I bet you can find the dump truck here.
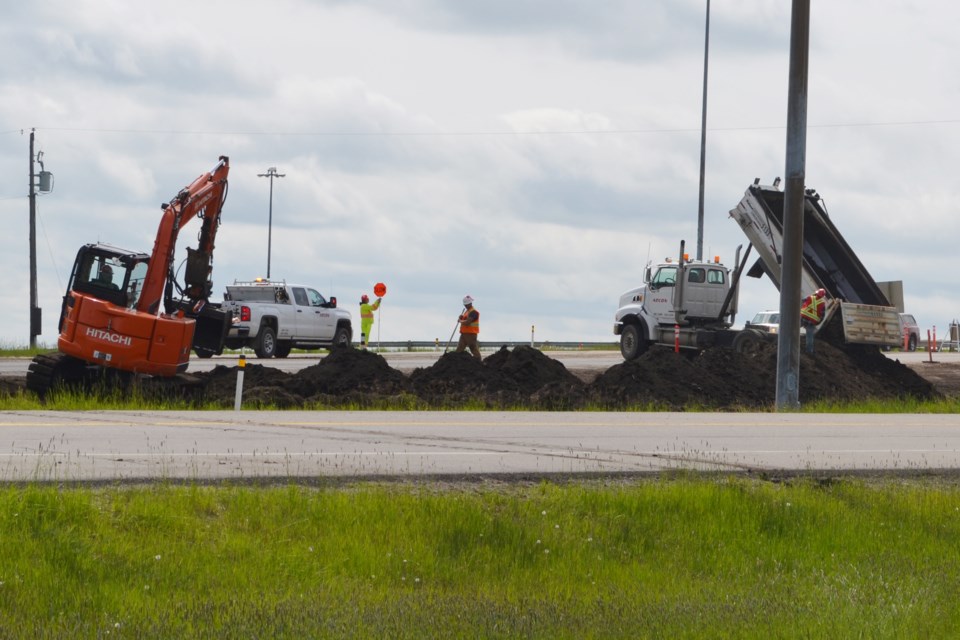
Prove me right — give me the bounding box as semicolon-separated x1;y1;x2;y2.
614;179;901;360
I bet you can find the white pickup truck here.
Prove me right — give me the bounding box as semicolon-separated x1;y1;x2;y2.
220;279;353;358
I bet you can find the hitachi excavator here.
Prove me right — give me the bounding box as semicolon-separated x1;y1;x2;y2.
27;156;232;397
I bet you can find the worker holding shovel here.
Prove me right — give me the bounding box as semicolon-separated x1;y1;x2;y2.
456;295;481;360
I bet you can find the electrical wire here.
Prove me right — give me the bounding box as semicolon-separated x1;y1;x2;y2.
27;118;960;138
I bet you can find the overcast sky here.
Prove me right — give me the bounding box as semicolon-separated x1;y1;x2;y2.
2;1;958;347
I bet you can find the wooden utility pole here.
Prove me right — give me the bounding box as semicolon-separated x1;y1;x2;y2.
28;129;39;348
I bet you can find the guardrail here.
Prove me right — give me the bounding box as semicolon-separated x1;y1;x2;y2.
362;341;619;351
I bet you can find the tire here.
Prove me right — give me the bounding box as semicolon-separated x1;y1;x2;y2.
908;334;917;352
733;329;764;355
254;326;277;358
194;349;214;359
332;325;352;349
620;323;648;361
274;342;292;358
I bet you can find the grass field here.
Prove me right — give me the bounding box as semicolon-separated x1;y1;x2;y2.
1;478;959;638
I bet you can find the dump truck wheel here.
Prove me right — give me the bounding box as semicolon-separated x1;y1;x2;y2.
620;323;647;361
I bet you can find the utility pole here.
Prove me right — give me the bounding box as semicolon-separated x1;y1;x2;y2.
257;167;285;279
28;130;39;348
776;0;811;410
696;0;710;262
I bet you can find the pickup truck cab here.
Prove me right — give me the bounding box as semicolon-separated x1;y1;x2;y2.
221;279;353;358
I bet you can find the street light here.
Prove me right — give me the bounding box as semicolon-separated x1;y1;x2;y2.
257;166;285;279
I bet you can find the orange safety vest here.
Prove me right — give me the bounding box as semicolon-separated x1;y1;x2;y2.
800;293;825;325
460;307;480;334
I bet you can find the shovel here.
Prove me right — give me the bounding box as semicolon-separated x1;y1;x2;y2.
443;307;466;353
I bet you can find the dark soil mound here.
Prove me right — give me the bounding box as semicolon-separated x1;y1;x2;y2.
284;348;408;397
484;345;585;395
198;363;293;407
589;341;939;410
409;351;522;406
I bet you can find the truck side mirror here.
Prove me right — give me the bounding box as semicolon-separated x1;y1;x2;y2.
644;267;652;283
329;297;337;308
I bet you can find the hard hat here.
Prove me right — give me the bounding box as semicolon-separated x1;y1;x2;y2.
361;294;369;303
816;288;826;297
462;295;474;306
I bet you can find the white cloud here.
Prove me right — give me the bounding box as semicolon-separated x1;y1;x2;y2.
0;0;958;349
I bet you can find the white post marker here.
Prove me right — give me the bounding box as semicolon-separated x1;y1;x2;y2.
531;325;535;348
234;353;245;411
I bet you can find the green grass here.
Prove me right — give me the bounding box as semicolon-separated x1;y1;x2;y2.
3;386;960;412
0;478;959;637
0;344;51;358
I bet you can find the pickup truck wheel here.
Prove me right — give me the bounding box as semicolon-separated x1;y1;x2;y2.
274;342;292;358
332;325;352;348
254;326;277;358
620;324;647;361
908;335;917;352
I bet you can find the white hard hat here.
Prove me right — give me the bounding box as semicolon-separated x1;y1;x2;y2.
462;295;474;306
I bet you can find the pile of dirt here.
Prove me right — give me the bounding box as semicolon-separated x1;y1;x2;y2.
589;340;940;410
5;339;940;410
406;346;587;408
198;347;409;408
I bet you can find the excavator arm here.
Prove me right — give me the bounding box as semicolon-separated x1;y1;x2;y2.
137;156;230;316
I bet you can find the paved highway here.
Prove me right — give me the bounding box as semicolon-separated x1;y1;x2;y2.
1;410;959;482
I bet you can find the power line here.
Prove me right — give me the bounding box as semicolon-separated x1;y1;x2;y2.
27;118;960;138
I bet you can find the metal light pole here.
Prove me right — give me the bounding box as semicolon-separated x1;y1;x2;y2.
696;0;710;262
257;166;285;279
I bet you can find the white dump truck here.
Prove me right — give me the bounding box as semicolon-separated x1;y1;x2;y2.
614;179;902;360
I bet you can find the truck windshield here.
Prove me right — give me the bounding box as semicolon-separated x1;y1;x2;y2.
652;266;677;287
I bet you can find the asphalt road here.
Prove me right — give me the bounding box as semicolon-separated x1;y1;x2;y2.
2;410;960;482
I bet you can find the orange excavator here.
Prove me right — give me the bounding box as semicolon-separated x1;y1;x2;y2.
27;156;232;396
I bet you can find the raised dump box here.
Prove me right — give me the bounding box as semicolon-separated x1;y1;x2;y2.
730;181;900;347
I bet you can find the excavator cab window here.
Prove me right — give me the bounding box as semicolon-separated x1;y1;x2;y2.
70;247;148;309
125;261;148;308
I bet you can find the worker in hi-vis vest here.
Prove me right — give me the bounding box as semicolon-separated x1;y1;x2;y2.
359;294;381;348
800;288;826;354
456;295;481;360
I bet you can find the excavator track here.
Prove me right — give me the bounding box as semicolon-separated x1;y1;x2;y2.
27;352;207;403
26;352;88;398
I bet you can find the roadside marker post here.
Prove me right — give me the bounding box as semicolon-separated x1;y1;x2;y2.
234;354;245;411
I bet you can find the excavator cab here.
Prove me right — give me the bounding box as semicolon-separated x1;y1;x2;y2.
60;244;150;332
